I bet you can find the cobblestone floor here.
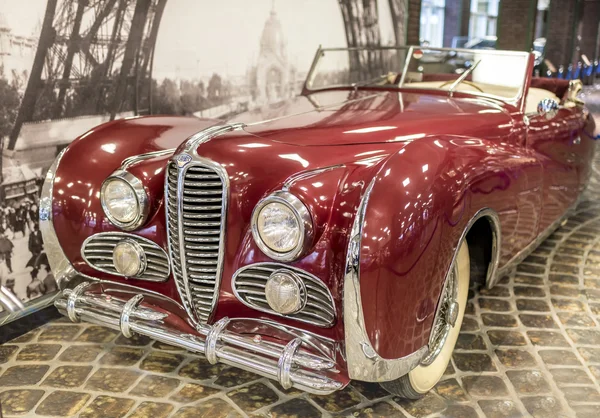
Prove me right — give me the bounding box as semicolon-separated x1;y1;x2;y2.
1;89;600;418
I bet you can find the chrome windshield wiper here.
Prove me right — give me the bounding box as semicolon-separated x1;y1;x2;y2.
447;60;481;97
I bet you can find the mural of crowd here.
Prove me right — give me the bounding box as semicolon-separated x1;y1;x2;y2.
0;0;398;317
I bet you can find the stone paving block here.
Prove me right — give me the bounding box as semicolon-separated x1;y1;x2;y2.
128;402;174;418
550;285;580;297
58;345;103;362
482;313;518;327
0;345;18;364
214;367;261;388
567;329;600;345
268;398;323;418
479;298;512;311
549;367;594;386
478;399;522;418
75;325;119;343
16;343;62;361
394;392;447;418
0;364;49;386
178;358;226;380
453;352;496;372
129;375;180;397
549;274;579;285
557;312;596;327
527;330;570;346
170;382;220;403
85;368;141;392
434;378;469;402
443;405;479;418
43;365;93;388
227;382;279;413
487;330;527;346
551;298;585;311
479;286;510;297
140;351;185;373
351;401;408;418
172;399;242;418
37;325;81;341
461;316;480;331
495;349;537;368
98;346;144;366
572;405;600;418
562;386;600;404
310;385;362;413
519;314;558;328
514;275;545;285
455;333;486;350
506;370;551;394
516;298;550;312
461;376;508;397
0;389;45;415
520;396;563;418
538;349;581;365
79;395;136;418
35;390;91;416
114;333;152;346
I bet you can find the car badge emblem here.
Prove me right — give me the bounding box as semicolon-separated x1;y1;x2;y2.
175;154;192;168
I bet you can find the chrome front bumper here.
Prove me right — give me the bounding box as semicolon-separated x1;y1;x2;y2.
55;281;348;394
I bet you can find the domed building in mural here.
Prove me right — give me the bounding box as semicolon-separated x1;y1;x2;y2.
251;7;297;105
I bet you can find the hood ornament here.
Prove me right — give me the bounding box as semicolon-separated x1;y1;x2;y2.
175;154;192;168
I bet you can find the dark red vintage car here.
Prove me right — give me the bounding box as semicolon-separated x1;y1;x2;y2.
41;46;596;398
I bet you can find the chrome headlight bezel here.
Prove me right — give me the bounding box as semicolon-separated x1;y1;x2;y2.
251;191;313;262
100;170;149;231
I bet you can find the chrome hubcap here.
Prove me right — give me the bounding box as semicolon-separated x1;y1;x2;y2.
420;264;459;366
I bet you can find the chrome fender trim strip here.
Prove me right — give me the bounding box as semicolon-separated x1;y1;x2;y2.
343;177;428;382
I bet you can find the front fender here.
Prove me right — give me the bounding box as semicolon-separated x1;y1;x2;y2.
357;135;514;362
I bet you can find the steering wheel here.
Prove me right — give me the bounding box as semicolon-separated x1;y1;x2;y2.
439;79;484;93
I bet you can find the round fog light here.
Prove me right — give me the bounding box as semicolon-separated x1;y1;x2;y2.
113;240;146;277
264;270;306;314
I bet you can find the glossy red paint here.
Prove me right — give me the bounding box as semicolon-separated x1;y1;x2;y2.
51;79;595;362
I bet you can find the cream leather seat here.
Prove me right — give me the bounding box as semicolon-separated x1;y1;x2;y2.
525;87;560;114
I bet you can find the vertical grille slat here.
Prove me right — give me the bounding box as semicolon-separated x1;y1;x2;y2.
166;159;227;323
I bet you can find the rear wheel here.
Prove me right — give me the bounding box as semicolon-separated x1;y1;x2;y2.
380;240;470;399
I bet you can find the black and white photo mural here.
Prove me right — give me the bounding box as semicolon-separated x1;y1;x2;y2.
0;0;403;322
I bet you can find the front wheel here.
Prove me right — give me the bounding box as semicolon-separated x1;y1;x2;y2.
380;240;470;399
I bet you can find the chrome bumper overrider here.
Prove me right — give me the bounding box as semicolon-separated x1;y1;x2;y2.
54;281;347;394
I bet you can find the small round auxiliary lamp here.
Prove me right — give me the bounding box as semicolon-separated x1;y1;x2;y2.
112;240;147;277
264;270;306;315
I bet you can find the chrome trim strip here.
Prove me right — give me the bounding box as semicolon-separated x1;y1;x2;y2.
282;164;345;192
67;282;89;322
40;149;79;290
343;177;428;382
100;169;149;231
55;282;346;394
81;232;170;282
121;148;177;169
251;191;314;262
232;262;336;327
278;338;303;389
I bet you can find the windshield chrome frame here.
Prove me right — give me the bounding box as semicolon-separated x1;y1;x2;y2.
304;46;533;108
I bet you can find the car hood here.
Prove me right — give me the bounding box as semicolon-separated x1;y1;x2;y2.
231;89;513;146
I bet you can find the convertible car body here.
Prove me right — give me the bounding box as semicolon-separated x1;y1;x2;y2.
41;46;596;396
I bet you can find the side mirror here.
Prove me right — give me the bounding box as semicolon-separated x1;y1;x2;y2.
537;98;559;120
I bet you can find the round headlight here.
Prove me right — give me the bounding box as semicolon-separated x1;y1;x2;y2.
251;191;313;261
100;170;148;230
265;270;306;314
113;240;146;277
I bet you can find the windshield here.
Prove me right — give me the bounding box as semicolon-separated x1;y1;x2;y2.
306;46;531;102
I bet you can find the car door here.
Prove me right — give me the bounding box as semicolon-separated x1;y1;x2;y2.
526;107;582;232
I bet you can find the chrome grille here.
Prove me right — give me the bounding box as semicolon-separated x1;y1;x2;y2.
165;160;226;323
232;263;336;327
81;232;169;281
